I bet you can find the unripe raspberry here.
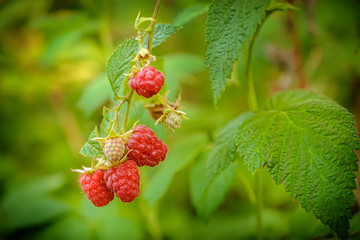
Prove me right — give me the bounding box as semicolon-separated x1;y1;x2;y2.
129;66;165;98
127;125;168;167
165;112;182;130
104;160;140;202
103;137;125;161
79;170;114;207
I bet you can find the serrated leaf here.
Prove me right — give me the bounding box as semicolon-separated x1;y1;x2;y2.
143;23;181;49
205;0;270;105
174;3;210;26
189;112;252;220
143;133;207;207
106;37;139;95
191;151;238;220
206;112;253;185
236;90;360;239
79;129;103;157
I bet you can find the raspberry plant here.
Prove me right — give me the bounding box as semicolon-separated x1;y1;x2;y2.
72;0;360;239
74;0;186;206
194;1;360;239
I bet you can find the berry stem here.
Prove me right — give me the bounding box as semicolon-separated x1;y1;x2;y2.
147;0;162;54
236;169;256;204
245;26;261;111
121;90;134;132
108;89;134;135
157;94;170;108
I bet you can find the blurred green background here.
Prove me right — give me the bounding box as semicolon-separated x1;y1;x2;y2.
1;0;360;239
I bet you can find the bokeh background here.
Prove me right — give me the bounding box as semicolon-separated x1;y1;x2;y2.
1;0;360;239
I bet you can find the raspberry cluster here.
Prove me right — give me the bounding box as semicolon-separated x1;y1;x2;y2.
79;125;168;207
77;32;185;207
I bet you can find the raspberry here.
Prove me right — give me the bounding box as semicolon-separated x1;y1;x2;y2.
165;112;182;130
127;125;168;167
79;170;114;207
129;66;165;98
104;160;140;202
103;137;125;161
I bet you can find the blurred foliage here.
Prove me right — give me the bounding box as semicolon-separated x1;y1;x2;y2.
0;0;359;239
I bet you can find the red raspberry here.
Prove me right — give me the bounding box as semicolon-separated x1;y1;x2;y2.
104;160;140;202
103;137;125;162
127;125;168;167
129;66;165;98
79;170;114;207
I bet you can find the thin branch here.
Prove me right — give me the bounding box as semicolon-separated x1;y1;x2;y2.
147;0;162;53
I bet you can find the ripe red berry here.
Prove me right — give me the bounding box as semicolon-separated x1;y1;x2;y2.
103;137;125;162
127;125;168;167
129;66;165;98
79;170;114;207
104;160;140;202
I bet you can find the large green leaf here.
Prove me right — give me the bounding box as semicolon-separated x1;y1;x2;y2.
106;37;139;95
205;0;270;105
236;90;360;239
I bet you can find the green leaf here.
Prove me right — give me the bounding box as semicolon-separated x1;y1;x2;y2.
205;0;270;105
100;109;117;136
190;112;252;219
143;133;207;207
174;3;210;26
191;151;238;219
236;90;360;239
106;37;139;95
206;112;253;185
265;2;299;16
144;23;181;49
79;128;103;157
